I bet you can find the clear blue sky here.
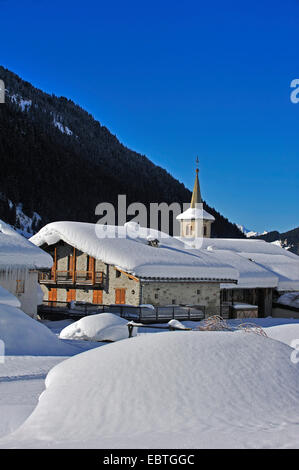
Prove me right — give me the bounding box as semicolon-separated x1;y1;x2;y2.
1;0;298;233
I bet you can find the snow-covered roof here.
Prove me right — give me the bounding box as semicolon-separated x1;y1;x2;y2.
277;292;299;309
0;219;53;270
198;238;299;291
176;207;215;221
30;222;238;282
211;250;278;289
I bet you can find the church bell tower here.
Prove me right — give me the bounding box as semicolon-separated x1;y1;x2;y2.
176;158;215;238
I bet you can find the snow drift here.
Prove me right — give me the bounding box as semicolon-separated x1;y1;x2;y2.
277;292;299;309
5;331;299;448
265;324;299;348
0;303;78;356
59;313;135;342
0;286;21;308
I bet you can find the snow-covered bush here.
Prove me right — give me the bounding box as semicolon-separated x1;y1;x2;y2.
59;312;136;342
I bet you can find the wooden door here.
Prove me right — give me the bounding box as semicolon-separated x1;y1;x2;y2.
48;288;57;306
67;289;76;303
115;288;126;304
93;290;103;304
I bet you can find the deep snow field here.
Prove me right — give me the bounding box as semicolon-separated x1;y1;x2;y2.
2;313;299;449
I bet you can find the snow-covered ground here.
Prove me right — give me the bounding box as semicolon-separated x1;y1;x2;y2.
0;300;106;441
0;356;68;438
2;315;299;448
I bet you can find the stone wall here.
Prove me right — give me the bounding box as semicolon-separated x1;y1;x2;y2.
141;281;220;316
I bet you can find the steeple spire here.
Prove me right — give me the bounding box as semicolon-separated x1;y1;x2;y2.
190;156;202;208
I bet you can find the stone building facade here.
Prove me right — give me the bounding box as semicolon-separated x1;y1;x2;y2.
39;240;222;316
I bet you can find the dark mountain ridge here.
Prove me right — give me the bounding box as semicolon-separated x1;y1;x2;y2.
255;227;299;255
0;65;244;238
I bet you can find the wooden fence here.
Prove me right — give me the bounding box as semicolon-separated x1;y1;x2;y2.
38;301;206;322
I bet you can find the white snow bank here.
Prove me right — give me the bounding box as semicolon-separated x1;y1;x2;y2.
0;356;69;439
264;324;299;348
59;313;135;342
277;292;299;309
0;303;78;356
5;331;299;449
0;286;21;308
0;219;52;270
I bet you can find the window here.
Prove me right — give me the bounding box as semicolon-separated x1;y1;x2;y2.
93;290;103;304
115;288;126;304
204;226;207;236
16;280;25;294
186;224;193;236
66;289;76;303
197;289;200;295
116;270;121;278
155;293;159;299
172;299;176;305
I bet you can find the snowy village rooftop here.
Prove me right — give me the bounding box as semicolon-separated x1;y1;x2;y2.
195;238;299;292
30;221;299;290
0;219;53;271
30;221;239;282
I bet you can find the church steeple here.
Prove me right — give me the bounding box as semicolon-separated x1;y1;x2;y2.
190;157;202;208
176;156;215;238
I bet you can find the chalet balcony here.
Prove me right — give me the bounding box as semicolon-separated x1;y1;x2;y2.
39;270;105;287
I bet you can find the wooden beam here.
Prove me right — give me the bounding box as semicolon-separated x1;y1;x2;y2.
54;247;57;283
115;267;139;282
72;247;76;284
92;258;95;285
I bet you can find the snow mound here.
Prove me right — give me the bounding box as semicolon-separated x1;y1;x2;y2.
0;286;21;308
277;292;299;309
59;313;135;342
168;319;189;330
6;331;299;448
265;323;299;348
0;303;78;356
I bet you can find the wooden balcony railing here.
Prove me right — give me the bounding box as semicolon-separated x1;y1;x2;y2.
39;270;104;286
